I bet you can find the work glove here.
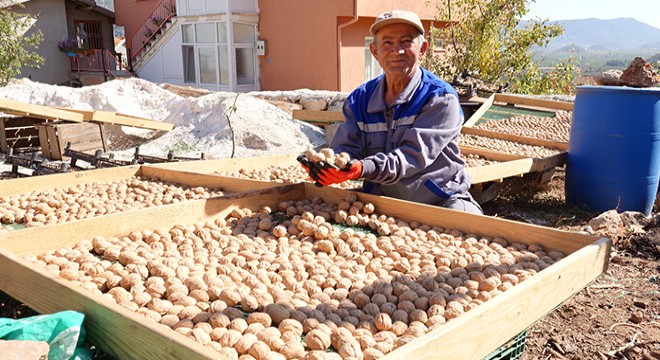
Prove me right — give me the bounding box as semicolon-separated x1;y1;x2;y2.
316;160;362;187
296;154;324;186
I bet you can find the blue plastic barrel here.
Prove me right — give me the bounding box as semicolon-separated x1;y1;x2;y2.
566;86;660;215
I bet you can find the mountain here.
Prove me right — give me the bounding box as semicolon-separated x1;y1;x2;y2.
523;18;660;53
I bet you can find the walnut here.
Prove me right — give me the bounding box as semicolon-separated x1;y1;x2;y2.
305;329;331;350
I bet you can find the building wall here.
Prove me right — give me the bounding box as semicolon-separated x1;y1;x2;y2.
14;0;71;85
258;0;437;92
257;0;354;91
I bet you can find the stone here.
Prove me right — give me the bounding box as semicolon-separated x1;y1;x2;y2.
620;211;652;234
619;57;659;88
595;69;623;86
588;210;623;231
299;97;329;111
0;340;49;360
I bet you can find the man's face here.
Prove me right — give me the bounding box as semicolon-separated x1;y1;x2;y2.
370;23;428;77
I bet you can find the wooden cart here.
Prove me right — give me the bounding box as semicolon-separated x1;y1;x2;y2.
0;182;610;360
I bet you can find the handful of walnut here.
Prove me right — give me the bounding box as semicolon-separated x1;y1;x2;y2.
297;148;354;186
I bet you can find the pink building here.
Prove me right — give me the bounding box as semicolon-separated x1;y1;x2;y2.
114;0;440;92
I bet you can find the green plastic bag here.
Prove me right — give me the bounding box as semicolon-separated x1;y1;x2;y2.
0;310;90;360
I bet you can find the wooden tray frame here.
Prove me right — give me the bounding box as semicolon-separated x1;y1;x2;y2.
0;164;283;198
463;93;574;128
145;152;547;187
0;183;610;360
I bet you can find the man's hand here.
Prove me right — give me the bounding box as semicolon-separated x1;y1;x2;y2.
297;154;323;185
316;160;362;186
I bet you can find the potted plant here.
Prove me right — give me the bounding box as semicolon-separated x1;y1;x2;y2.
57;37;79;57
149;15;164;27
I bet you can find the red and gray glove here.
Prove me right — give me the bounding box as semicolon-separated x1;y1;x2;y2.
316;160;362;187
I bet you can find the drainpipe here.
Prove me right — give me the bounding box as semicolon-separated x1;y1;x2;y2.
336;0;358;91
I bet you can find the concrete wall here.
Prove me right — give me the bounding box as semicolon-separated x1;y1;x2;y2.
114;0;162;58
14;0;71;85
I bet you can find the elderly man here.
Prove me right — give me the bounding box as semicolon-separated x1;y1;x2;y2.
309;9;482;214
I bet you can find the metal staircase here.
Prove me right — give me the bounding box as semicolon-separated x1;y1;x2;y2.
127;0;177;71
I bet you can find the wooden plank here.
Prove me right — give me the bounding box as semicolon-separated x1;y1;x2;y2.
90;110;174;131
36;124;51;158
462;126;569;151
292;109;344;122
48;125;64;160
494;93;574;112
54;108;174;132
144;154;300;174
0;184;609;360
99;123;108;152
463;93;495;127
0;98;84;122
0;117;6;150
466;157;533;184
0;165;142;197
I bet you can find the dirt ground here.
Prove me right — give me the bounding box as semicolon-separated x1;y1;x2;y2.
1;167;658;359
481;169;660;360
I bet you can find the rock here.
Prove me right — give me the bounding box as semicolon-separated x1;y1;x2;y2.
620;211;651;234
588;210;623;230
299;97;329;111
0;340;49;360
595;69;623;86
620;57;659;88
629;311;644;324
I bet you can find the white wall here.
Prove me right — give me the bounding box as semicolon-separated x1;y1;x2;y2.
176;0;257;16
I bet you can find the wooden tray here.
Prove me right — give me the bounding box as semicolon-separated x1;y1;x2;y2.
0;183;610;360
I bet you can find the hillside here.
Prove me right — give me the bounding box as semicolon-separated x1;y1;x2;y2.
524;18;660;52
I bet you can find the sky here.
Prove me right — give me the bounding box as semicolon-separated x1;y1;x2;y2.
523;0;660;29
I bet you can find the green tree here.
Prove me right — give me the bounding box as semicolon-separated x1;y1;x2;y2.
0;5;44;86
423;0;577;94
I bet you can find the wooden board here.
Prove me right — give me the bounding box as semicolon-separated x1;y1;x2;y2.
0;183;610;360
144;154;300;174
0;165;283;198
461;126;569;151
58;108;175;132
34;122;107;160
292;109;344;125
0;98;84;122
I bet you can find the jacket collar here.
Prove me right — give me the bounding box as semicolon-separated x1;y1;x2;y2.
367;67;422;113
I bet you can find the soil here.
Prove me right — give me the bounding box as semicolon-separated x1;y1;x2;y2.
481;169;660;360
1;167;658;359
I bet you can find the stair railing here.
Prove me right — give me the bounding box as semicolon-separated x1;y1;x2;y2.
128;0;177;67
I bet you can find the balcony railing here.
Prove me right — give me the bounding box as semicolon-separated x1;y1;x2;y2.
68;49;133;80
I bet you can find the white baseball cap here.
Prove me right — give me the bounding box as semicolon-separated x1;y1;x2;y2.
370;9;425;36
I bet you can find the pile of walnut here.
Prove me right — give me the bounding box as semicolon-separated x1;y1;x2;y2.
474;111;572;143
459;133;562;158
461;153;500;167
28;193;565;360
215;148;360;190
0;176;225;229
215;165;361;190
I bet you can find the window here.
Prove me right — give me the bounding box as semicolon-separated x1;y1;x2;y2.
181;21;256;89
364;37;383;81
236;47;254;85
74;20;102;49
196;23;216;43
182;45;196;83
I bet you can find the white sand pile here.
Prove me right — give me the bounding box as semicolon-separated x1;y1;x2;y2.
0;78;327;160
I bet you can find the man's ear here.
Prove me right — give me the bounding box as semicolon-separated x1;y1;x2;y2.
419;39;429;56
370;42;377;57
